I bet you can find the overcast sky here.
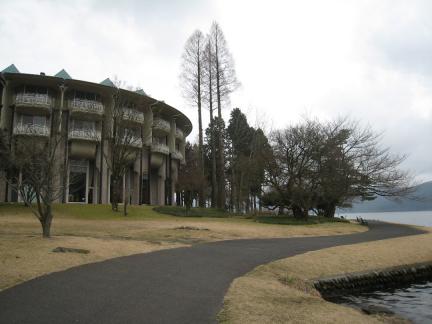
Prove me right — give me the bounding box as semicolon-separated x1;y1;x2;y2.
1;0;431;182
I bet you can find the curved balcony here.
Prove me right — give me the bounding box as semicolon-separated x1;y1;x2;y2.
152;118;171;134
15;93;53;114
125;135;143;148
13;124;50;137
122;108;144;124
175;128;184;140
68;128;101;142
151;143;169;155
171;151;183;160
69;99;104;118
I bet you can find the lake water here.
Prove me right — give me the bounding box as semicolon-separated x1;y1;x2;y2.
334;281;432;323
335;210;432;322
341;210;432;227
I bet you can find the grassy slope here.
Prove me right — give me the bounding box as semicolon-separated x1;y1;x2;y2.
219;227;432;324
0;203;365;291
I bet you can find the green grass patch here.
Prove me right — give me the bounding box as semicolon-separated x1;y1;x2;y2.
0;203;169;220
154;206;238;218
254;215;349;225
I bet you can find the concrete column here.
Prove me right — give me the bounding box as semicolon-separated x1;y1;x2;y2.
179;140;186;163
168;119;176;153
143;108;153;146
158;159;166;205
0;81;10;131
101;96;114;204
0;81;8;202
101;139;110;204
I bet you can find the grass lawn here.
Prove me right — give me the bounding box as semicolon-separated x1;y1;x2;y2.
0;203;365;291
219;226;432;324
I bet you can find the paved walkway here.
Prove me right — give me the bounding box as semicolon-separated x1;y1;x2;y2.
0;221;425;324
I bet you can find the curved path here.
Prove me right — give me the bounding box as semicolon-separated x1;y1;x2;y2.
0;221;425;324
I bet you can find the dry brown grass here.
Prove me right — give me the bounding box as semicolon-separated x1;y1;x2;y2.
0;234;181;291
220;227;432;324
0;206;365;291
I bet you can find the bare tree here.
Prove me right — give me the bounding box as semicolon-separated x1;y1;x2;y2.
177;142;207;214
103;85;142;215
264;117;413;218
203;38;218;207
0;116;65;237
180;30;206;207
209;22;239;208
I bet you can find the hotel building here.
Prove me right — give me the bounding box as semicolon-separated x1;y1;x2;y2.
0;64;192;205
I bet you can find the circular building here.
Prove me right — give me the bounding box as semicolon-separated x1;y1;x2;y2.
0;64;192;206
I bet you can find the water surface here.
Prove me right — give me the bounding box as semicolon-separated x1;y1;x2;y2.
335;281;432;323
343;210;432;227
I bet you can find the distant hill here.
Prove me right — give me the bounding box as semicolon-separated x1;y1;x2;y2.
344;181;432;213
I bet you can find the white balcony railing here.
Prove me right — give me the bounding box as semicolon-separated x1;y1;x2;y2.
175;128;184;139
122;108;144;123
69;99;104;115
125;135;143;148
13;123;50;136
68;128;101;141
153;118;171;133
15;93;53;108
151;143;169;155
171;151;183;160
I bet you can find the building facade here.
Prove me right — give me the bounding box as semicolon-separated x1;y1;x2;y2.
0;64;192;205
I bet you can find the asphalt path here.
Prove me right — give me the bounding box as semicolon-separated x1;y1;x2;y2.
0;221;426;324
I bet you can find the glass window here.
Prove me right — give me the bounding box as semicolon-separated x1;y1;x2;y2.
73;119;95;131
21;114;46;126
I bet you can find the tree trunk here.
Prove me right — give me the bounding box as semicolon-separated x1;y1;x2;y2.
197;44;205;208
324;203;336;218
292;205;307;219
41;207;52;238
215;39;225;210
123;198;128;216
111;179;119;212
208;43;217;209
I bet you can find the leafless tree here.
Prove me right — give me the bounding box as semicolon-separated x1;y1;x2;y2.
103;84;142;215
203;38;217;207
264;117;413;218
0;115;65;237
177;142;207;214
208;22;239;208
180;30;206;207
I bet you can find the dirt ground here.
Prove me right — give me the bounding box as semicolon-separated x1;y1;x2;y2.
219;227;432;324
0;207;365;291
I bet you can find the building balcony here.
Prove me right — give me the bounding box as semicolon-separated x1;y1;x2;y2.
15;93;53;114
13;123;50;137
68;128;101;142
171;151;183;160
151;143;169;155
69;99;104;117
175;128;184;139
125;136;143;148
152;118;171;134
122;108;144;124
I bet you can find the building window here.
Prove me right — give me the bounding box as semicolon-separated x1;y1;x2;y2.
68;160;88;203
153;136;167;145
21;114;47;126
72;119;95;131
74;90;101;102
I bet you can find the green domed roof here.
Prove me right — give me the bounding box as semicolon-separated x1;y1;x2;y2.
135;88;147;96
1;64;20;74
100;78;115;87
54;69;72;79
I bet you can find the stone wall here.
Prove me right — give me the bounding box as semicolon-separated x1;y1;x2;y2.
313;262;432;297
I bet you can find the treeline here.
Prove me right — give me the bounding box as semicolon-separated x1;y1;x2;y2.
178;23;412;218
